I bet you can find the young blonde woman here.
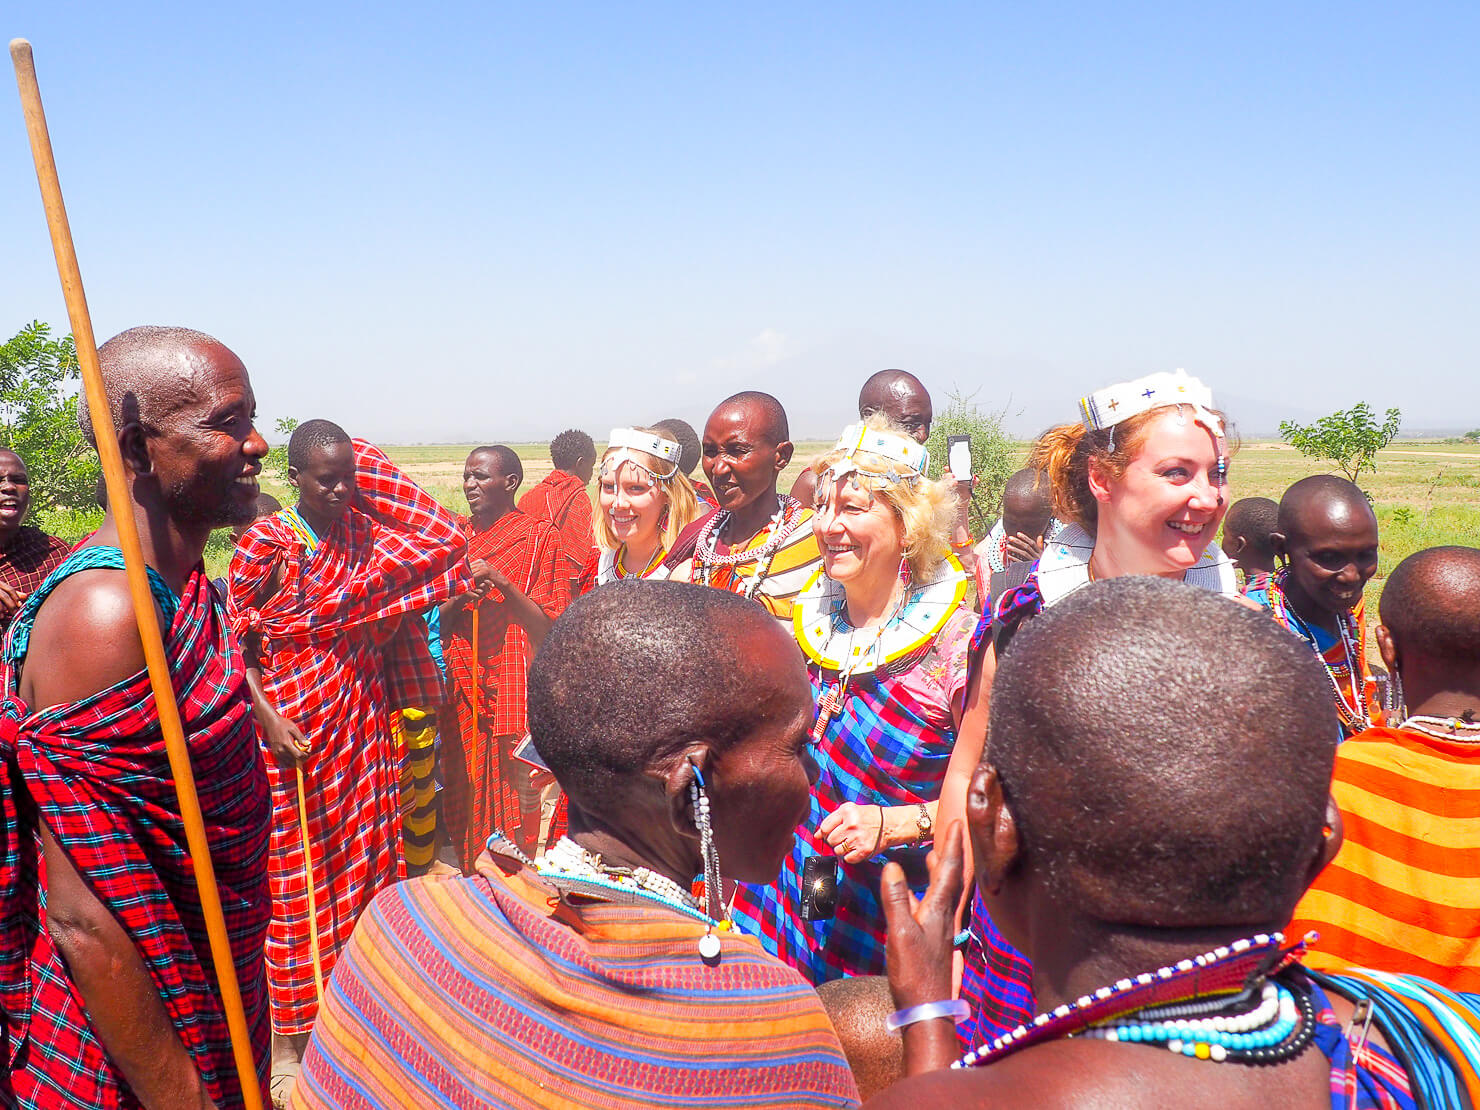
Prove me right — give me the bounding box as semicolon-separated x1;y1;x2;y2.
945;368;1244;1049
578;427;700;594
729;417;983;985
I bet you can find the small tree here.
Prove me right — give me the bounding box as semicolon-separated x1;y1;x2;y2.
0;321;99;513
269;415;300;481
1279;403;1401;486
1465;428;1480;443
924;390;1019;536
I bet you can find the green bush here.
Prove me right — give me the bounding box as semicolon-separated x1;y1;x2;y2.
923;390;1019;536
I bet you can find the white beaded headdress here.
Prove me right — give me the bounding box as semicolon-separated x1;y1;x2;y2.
821;422;930;485
1078;368;1224;439
602;427;681;483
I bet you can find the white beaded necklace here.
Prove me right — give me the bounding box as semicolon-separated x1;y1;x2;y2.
536;836;712;924
1400;714;1480;742
695;496;802;599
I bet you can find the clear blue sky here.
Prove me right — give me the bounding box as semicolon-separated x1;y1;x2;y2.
4;2;1476;441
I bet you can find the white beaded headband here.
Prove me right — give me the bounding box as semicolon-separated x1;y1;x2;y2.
1079;368;1224;439
602;427;681;482
821;422;930;485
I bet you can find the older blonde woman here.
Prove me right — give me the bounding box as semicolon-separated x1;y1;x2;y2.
578;427;700;593
730;417;980;985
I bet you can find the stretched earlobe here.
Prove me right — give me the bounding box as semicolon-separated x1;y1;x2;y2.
969;764;1020;895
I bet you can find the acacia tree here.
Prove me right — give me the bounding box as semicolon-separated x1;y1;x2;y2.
1279;403;1402;486
0;321;98;513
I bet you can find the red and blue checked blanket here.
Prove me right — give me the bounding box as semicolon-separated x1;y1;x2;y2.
0;547;272;1109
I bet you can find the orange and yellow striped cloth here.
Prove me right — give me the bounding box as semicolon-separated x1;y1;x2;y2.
292;849;860;1109
1291;724;1480;992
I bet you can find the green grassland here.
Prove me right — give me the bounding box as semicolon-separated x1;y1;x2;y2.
40;441;1480;602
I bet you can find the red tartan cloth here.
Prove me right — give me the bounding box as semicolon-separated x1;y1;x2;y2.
227;441;468;1034
0;552;271;1110
381;616;443;711
0;526;68;633
441;510;566;870
517;470;593;596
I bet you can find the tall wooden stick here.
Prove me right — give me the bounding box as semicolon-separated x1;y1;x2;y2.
470;606;480;741
294;766;326;1003
10;39;264;1110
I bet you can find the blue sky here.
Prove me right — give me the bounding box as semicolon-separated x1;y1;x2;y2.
4;2;1476;441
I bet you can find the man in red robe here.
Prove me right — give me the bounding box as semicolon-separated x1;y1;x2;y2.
228;420;467;1103
518;428;594;606
0;325;273;1109
0;449;69;634
443;445;567;867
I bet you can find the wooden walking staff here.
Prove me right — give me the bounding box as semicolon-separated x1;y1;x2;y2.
293;767;326;1003
10;39;264;1110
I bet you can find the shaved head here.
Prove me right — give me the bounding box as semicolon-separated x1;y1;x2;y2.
529;580;783;812
1382;546;1480;662
84;326;237;446
858;370;931;443
1278;475;1375;543
1222;496;1278;555
712;391;789;445
988;576;1337;926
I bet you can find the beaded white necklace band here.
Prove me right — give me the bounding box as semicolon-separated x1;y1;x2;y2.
1267;572;1370;732
695;495;804;599
1400;714;1480;742
536;836;712;925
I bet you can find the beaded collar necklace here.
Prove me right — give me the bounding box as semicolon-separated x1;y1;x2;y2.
533;836;718;928
956;932;1306;1070
1400;713;1480;743
694;496;805;599
615;544;665;580
1267;571;1370;732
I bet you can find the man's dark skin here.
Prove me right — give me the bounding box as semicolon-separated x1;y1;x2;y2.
1376;546;1480;726
1270;475;1380;637
867;581;1380;1109
999;468;1054;565
702;400;795;548
438;447;550;652
0;448;36;618
791;370;933;505
241;437;358;772
20;333;267;1110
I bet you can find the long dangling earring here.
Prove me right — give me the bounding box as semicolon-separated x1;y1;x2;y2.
690;764;725;964
1386;669;1407;722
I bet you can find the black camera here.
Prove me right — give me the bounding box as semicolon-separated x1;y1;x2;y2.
800;854;839;920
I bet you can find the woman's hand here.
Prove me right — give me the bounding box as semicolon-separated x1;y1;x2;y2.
881;821;967;1075
819;802;885;863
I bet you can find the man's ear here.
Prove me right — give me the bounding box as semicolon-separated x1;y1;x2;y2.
655;745;711;840
118;423;152;476
286;465;301;491
503;472;521;495
1224;534;1247;559
969;763;1020;895
1269;531;1288;561
774;440;795;472
1374;624;1398;674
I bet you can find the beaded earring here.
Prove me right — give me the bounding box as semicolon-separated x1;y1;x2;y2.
690;764;724;964
1386;669;1407;721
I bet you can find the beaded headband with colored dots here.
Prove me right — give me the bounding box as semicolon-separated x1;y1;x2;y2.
601;427;682;483
819;422;930;488
1080;369;1228;482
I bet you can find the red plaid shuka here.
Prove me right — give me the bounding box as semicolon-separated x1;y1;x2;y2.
441;510;566;870
517;470;592;602
381;617;443;711
0;526;69;633
228;441;467;1034
0;547;272;1109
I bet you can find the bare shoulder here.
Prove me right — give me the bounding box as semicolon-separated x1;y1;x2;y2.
21;568;161;709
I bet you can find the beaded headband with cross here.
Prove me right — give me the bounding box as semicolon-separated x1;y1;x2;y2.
1079;369;1228;480
601;427;682;483
819;422;930;487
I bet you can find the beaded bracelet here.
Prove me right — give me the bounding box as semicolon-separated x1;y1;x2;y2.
953;929;973;950
886;999;971;1031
